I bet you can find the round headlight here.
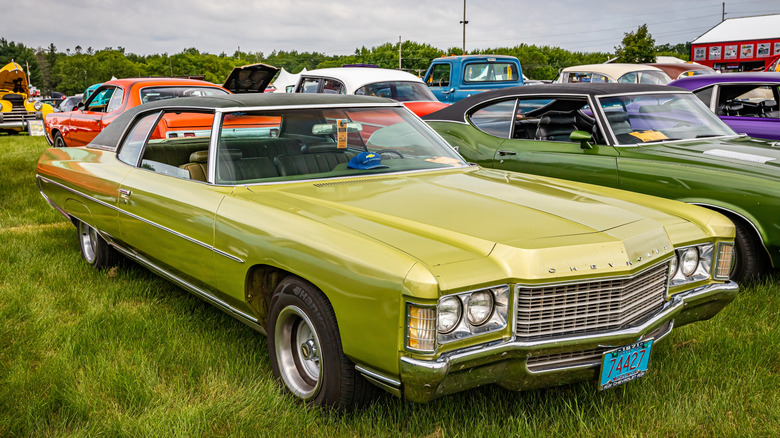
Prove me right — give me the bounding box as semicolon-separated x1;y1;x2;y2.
466;290;494;326
681;247;699;276
437;296;462;333
669;254;679;278
33;101;43;111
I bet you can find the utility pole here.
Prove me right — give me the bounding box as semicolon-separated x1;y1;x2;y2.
459;0;468;54
398;36;402;70
722;2;726;22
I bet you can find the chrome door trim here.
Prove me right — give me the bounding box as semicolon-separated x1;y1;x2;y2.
36;175;245;263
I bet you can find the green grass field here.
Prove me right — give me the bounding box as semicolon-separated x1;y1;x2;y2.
1;135;779;437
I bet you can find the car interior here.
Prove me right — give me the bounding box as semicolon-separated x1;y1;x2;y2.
716;84;780;118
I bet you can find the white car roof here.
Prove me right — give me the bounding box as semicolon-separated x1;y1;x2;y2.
297;67;424;93
560;63;666;79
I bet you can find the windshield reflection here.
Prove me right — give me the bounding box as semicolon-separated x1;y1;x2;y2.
598;93;736;145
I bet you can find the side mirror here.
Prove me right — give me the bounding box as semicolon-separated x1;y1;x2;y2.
570;130;593;149
76;102;84;110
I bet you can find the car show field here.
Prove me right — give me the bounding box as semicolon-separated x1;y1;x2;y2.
3;5;780;434
2;133;779;436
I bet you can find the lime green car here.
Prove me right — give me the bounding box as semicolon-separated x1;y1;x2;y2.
37;93;737;408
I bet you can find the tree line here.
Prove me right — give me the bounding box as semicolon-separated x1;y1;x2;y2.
1;27;689;96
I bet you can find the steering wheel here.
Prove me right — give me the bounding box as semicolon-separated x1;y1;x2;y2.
375;149;404;159
673;121;694;128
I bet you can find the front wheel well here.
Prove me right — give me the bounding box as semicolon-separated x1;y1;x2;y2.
244;264;293;324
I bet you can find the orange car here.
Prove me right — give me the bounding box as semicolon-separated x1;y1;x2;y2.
45;64;278;147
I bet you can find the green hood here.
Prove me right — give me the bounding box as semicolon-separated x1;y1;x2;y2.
244;168;685;284
631;136;780;177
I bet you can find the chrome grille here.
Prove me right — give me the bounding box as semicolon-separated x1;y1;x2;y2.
516;262;669;340
3;109;38;122
527;347;608;372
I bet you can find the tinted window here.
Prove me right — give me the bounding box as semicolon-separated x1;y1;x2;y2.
118;112;160;166
693;87;714;108
469;100;516;138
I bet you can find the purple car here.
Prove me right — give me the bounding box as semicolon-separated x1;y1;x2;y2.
669;72;780;140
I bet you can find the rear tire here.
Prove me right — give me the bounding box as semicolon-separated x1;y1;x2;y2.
267;276;376;409
53;132;67;148
77;221;119;269
730;218;766;282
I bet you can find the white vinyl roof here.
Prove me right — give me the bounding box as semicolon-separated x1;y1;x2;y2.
693;14;780;44
296;67;424;93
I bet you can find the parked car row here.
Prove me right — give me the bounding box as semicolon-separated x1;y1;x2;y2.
33;61;779;409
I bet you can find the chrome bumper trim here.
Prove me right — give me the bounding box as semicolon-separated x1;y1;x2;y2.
399;281;738;402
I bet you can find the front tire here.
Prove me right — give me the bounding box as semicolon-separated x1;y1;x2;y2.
77;221;119;269
730;218;766;282
53;131;67;148
267;277;375;409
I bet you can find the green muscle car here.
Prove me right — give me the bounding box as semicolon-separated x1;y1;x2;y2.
37;93;738;408
424;83;780;282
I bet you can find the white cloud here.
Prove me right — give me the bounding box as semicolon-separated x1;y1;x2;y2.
5;0;780;56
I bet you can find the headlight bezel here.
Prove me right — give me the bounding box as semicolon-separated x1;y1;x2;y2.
668;243;720;287
33;100;43;111
435;285;510;345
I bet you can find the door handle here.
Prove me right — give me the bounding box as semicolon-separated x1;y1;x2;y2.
119;189;131;203
497;150;516;156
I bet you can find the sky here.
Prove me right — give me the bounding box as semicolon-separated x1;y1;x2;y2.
5;0;780;59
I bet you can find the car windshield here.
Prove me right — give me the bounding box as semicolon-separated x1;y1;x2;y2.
598;93;736;145
139;86;228;103
214;106;466;184
355;81;437;102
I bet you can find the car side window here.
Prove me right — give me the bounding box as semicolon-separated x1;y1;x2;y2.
299;78;321;93
468;99;517;138
716;84;779;118
106;88;124;113
693;87;714;109
428;64;450;87
322;79;345;94
136;111;215;181
87;87;115;112
118;112;161;166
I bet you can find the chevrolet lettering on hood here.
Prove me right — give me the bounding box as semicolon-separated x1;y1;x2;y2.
37;93;737;408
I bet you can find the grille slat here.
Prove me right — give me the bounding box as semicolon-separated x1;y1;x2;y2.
516;263;669;340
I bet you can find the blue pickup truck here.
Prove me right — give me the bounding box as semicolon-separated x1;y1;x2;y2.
423;55;524;103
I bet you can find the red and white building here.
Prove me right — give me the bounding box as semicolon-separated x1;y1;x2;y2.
690;14;780;72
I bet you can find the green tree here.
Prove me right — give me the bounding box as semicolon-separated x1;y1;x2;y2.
655;42;691;61
614;24;656;63
0;39;44;88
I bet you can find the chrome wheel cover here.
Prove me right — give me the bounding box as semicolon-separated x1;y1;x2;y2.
78;222;97;264
274;305;322;400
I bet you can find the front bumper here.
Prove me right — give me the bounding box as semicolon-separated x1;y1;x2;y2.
0;121;27;130
397;281;738;403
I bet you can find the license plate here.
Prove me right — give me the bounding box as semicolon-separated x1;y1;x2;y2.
598;339;653;390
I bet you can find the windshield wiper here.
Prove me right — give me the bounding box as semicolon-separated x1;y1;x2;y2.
641;138;681;144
